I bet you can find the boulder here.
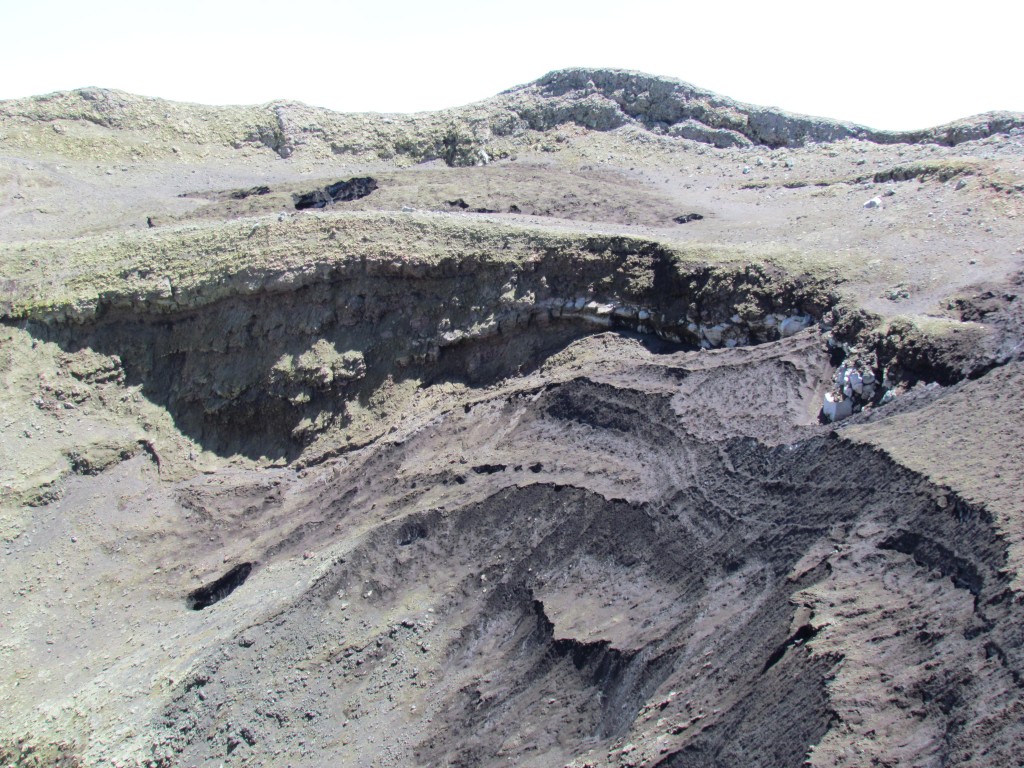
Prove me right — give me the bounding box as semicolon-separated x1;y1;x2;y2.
823;392;853;422
848;370;864;395
701;323;730;347
779;315;812;337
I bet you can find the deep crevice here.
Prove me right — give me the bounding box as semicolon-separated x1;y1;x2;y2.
761;624;820;673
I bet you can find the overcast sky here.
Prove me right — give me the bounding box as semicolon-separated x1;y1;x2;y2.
2;0;1020;130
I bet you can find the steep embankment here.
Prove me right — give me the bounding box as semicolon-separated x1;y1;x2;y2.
0;213;838;502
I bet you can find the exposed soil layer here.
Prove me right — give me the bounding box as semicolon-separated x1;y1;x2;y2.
16;238;835;461
151;425;1007;768
3;330;1022;767
1;68;1024;768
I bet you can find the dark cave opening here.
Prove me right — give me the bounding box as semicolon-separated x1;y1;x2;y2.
186;563;254;610
397;521;429;546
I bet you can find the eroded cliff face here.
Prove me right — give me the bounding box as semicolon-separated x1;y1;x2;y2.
1;70;1024;768
18;235;832;462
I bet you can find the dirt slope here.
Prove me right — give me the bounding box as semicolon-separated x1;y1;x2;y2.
1;69;1023;767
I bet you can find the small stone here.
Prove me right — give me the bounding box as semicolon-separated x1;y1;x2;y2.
863;197;883;209
955;179;967;191
303;550;315;560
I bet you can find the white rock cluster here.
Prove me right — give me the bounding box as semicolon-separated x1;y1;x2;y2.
822;362;878;422
433;295;815;354
689;312;812;348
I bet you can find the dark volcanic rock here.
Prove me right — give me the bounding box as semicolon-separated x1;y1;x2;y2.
294;177;378;210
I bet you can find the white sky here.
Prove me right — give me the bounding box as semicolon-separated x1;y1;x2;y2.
2;0;1021;130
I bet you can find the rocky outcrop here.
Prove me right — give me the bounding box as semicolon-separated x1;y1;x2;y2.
4;69;1022;164
505;68;1024;148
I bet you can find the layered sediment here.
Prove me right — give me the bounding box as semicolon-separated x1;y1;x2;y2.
1;68;1023;768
